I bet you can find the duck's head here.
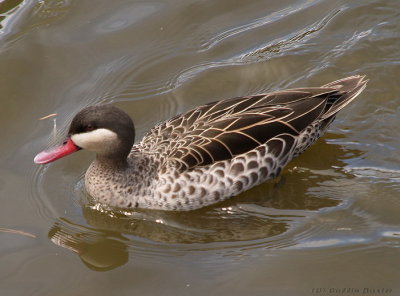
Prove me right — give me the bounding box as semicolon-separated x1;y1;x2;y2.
34;105;135;165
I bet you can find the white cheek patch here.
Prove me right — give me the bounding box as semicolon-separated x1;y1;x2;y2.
71;128;118;153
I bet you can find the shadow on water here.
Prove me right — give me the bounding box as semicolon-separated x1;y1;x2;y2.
46;137;363;271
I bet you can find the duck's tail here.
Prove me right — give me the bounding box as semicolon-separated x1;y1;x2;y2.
320;75;368;120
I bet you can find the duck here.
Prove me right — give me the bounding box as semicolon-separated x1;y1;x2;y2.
34;75;367;211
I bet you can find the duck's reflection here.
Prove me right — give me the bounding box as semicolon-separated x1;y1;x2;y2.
48;219;129;271
48;185;337;271
48;138;362;271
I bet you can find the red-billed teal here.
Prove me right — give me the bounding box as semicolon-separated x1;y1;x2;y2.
35;75;367;211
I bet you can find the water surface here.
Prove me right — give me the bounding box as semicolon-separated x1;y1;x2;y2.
1;0;399;295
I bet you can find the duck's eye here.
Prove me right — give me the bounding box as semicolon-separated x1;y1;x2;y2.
85;125;95;132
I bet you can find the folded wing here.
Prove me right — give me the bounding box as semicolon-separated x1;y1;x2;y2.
140;75;367;172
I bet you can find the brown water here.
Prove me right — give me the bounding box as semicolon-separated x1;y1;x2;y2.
1;0;400;295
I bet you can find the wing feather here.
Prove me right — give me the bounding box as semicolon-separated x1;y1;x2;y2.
139;76;367;171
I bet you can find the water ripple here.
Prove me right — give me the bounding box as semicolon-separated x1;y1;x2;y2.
195;0;326;52
344;166;400;184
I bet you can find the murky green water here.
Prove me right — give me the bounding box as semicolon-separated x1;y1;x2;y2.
1;0;399;295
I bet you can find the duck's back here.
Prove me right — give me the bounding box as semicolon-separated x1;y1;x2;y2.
138;75;367;173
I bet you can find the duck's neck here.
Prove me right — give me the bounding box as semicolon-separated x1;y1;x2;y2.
95;155;129;170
